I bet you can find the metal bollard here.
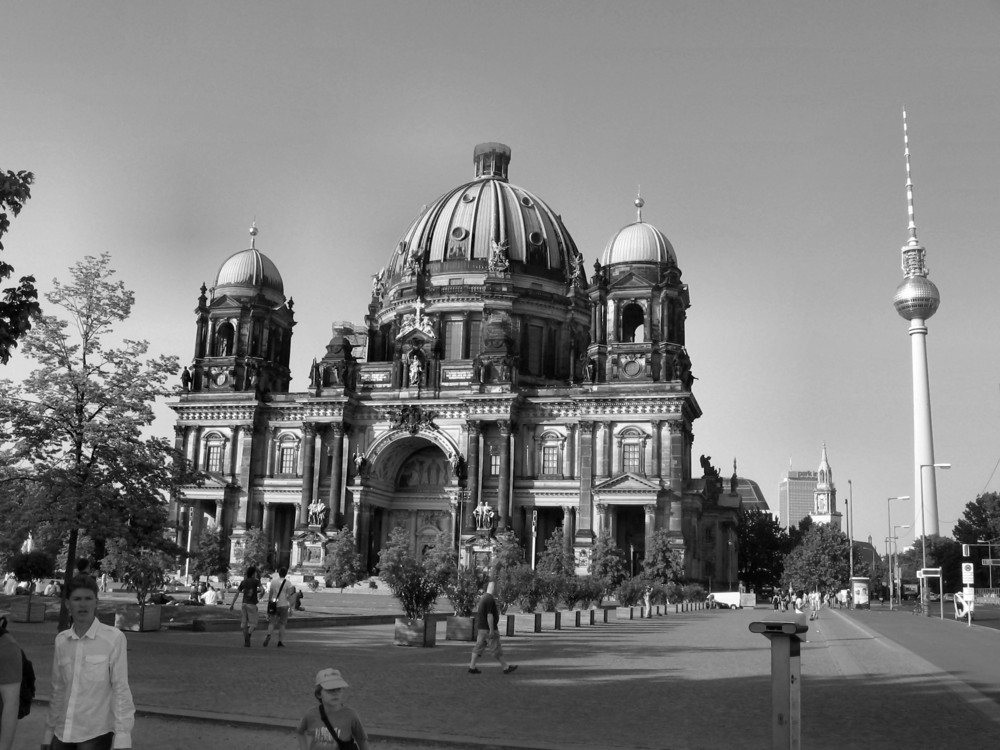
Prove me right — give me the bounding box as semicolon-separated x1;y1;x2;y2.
749;615;809;750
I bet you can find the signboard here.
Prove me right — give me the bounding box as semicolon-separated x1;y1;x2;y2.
916;567;941;579
962;562;975;584
984;559;1000;566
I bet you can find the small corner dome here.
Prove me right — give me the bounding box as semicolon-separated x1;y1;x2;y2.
601;220;676;267
214;247;285;305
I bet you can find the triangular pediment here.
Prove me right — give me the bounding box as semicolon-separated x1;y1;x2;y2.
592;473;661;492
607;272;652;292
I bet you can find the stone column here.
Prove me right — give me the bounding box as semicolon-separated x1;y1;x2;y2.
644;503;657;553
266;426;278;477
229;425;242;481
449;494;460;544
594;502;607;537
352;498;362;545
298;423;316;528
565;424;577;479
604;421;614;476
562;505;574;558
173;425;186;453
650;420;662;484
327;424;345;527
497;421;512;529
465;421;481;533
577;421;595;537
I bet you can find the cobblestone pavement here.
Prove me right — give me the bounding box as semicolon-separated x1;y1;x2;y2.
7;603;1000;750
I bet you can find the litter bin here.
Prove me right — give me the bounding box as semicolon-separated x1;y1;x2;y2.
850;576;870;610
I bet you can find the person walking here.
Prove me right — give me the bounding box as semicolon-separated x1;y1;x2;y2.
296;668;369;750
42;575;135;750
230;566;264;648
0;610;23;750
263;566;295;648
468;581;516;675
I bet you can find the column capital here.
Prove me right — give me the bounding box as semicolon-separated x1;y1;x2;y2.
303;422;317;438
644;503;657;515
497;420;512;436
466;420;482;436
327;422;346;438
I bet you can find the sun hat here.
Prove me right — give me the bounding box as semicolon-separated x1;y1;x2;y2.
315;668;350;690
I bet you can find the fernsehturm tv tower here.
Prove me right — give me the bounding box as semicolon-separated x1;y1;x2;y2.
892;111;942;538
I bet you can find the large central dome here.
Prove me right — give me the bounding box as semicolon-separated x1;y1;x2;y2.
382;143;580;284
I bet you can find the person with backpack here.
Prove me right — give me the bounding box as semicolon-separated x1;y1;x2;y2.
263;566;295;648
0;609;25;750
42;574;134;750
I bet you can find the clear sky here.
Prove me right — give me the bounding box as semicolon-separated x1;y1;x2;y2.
4;1;1000;555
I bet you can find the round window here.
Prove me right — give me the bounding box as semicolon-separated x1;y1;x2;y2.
451;227;468;241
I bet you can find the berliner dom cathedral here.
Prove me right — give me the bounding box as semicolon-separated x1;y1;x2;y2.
169;143;740;584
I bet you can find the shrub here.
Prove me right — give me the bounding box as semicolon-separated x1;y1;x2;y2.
323;528;364;589
9;550;55;585
614;576;646;606
446;568;488;617
513;565;542;613
564;575;603;609
104;540;172;605
682;583;707;602
421;531;458;592
377;526;441;621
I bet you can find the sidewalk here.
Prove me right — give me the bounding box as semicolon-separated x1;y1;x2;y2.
7;604;1000;750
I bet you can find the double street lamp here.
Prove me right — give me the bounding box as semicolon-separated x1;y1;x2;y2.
886;495;910;609
918;462;950;615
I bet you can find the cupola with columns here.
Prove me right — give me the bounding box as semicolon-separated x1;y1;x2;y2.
185;224;296;397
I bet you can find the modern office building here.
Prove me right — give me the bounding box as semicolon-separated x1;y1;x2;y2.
168;143;741;582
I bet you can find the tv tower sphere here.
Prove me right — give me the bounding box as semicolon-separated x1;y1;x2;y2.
893;273;940;321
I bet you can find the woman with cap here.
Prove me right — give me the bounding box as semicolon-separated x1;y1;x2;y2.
296;668;369;750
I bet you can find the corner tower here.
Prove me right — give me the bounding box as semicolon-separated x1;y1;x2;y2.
891;112;942;539
810;444;841;530
186;224;296;398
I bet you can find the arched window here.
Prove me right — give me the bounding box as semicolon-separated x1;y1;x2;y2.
215;321;235;357
276;434;300;476
616;427;648;476
536;430;566;478
621;303;645;343
203;431;227;473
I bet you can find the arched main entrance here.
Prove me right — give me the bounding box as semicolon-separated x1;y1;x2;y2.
359;432;460;572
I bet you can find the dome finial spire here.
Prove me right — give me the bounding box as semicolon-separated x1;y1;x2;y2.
634;186;644;222
249;219;258;250
903;108;919;248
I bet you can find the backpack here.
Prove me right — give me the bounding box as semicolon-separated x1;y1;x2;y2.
0;619;36;719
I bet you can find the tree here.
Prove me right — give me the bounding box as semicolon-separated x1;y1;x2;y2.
191;526;228;584
642;529;685;586
781;523;849;594
322;527;364;589
535;527;575;610
589;531;628;600
235;527;272;576
953;492;1000;586
104;539;172;605
0;254;199;627
0;169;39;364
737;509;790;594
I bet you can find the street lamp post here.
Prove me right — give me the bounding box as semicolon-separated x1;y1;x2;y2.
918;463;950;616
891;523;910;611
887;495;910;610
846;479;854;579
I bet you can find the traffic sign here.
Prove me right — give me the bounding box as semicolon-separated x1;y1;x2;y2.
962;562;974;584
916;567;941;578
984;559;1000;566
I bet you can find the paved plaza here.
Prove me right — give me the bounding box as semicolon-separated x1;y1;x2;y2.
5;596;1000;750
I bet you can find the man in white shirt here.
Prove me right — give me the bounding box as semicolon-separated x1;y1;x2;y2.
42;575;135;750
262;566;295;648
199;584;220;606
